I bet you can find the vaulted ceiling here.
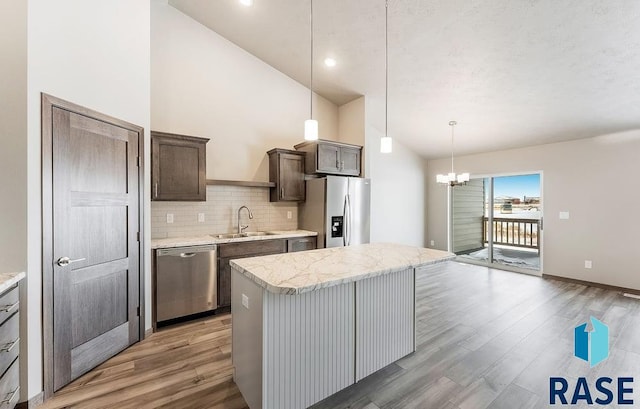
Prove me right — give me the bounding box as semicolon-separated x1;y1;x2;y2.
169;0;640;158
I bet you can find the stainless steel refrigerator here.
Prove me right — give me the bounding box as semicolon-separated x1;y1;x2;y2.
300;176;371;248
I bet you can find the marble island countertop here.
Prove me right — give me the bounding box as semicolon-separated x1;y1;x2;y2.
231;243;455;294
151;230;318;249
0;271;26;293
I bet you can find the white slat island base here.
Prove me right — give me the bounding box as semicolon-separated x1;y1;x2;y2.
230;243;454;409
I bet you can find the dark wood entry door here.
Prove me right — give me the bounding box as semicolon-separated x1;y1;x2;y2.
43;95;143;394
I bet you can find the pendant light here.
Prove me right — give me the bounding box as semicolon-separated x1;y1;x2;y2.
304;0;319;141
380;0;392;153
436;121;469;186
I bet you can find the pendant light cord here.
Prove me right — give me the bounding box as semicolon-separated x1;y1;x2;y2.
451;123;454;174
384;0;388;138
449;121;459;174
310;0;314;120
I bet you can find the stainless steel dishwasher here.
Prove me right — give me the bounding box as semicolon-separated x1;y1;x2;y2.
156;244;217;322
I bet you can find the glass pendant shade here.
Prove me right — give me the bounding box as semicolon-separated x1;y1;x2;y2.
304;119;318;141
380;136;392;153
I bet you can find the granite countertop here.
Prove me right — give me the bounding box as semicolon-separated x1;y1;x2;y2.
151;230;318;249
231;243;455;295
0;272;26;294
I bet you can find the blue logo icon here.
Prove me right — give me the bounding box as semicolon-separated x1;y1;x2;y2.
574;316;609;367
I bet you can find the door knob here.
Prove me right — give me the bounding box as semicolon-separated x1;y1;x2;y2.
56;256;86;267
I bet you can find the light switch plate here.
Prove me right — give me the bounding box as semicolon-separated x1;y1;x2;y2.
166;213;174;224
198;213;205;223
559;211;570;220
242;294;249;309
585;260;592;269
430;240;435;246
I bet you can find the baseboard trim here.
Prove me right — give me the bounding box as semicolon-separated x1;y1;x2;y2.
16;391;44;408
543;273;640;296
145;328;153;338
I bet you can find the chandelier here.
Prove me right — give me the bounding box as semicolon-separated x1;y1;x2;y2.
436;121;469;186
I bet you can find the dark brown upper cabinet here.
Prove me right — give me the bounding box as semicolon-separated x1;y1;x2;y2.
268;148;306;202
294;139;362;176
151;131;209;201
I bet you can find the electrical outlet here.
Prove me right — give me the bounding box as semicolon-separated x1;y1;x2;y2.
430;240;435;246
242;294;249;309
585;260;592;269
198;213;205;223
166;213;174;224
559;211;570;220
287;211;292;219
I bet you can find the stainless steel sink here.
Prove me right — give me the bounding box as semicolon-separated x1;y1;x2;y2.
211;233;243;239
240;231;277;237
211;231;278;239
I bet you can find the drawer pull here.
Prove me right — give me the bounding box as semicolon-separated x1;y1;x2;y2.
1;387;18;404
0;301;18;313
0;338;19;353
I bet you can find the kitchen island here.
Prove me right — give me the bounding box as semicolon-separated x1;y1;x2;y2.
230;243;454;409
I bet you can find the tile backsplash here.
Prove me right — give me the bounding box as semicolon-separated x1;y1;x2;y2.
151;185;298;239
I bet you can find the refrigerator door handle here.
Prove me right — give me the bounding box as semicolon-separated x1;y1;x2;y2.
342;195;348;246
347;194;352;246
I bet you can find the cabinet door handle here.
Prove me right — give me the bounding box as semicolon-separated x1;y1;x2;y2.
341;161;345;170
154;183;158;198
0;338;19;353
0;301;18;313
1;387;19;404
281;187;284;198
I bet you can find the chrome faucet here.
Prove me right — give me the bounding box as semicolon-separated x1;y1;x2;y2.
237;206;253;234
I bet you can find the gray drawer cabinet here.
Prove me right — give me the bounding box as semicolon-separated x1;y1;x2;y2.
294;140;362;176
151;131;209;201
217;236;318;309
287;236;317;252
218;239;287;308
0;285;19;409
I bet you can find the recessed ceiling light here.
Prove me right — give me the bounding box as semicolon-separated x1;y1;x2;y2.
239;0;253;6
324;58;337;67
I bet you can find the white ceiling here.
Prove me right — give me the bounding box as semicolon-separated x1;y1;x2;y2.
169;0;640;158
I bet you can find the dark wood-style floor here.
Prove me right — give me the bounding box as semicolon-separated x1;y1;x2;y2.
41;262;640;408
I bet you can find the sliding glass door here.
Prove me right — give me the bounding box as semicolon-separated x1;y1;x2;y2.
452;173;542;273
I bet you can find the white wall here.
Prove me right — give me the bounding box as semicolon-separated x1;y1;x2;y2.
151;0;339;182
364;97;428;247
338;97;365;146
0;0;27;401
0;0;27;273
427;131;640;290
27;0;150;400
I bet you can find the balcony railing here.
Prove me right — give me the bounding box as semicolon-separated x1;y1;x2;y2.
483;217;539;250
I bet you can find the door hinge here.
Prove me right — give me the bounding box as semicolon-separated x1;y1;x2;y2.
136;306;140;317
137;232;140;242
